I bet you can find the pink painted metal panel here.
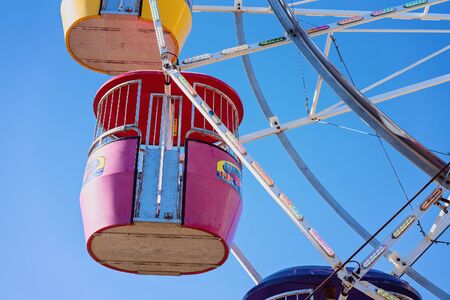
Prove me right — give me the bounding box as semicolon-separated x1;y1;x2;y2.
80;138;138;242
183;140;243;247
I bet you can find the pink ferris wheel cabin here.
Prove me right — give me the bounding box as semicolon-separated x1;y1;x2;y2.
80;71;244;275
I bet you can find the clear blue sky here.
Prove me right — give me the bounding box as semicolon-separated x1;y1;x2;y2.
0;0;449;299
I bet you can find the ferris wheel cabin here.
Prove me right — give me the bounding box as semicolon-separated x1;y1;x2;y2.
60;0;192;74
244;266;422;300
80;71;244;275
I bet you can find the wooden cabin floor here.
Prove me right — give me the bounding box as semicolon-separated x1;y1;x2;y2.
68;15;177;74
90;222;226;275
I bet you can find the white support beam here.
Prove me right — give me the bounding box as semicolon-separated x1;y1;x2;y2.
324;44;450;113
231;244;263;285
240;74;450;143
363;44;450;92
192;5;450;21
309;34;332;118
179;36;290;70
288;0;318;6
182;0;447;70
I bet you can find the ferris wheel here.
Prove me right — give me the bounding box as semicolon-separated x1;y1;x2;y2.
60;0;449;299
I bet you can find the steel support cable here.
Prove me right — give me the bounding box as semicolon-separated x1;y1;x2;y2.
235;9;450;299
315;121;450;157
266;0;450;189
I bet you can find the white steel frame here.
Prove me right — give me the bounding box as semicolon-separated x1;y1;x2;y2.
192;4;450;21
231;244;263;285
391;196;450;277
180;0;449;70
150;0;450;299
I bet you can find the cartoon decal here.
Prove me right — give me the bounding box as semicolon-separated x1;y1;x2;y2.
217;160;242;193
83;156;106;186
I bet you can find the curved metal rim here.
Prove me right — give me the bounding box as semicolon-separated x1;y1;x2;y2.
89;125;142;155
266;0;449;189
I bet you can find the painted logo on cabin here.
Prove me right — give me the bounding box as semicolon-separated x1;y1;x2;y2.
83;156;106;186
217;160;241;193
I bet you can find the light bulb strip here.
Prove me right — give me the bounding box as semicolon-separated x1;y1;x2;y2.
377;289;401;300
392;215;416;239
420;188;443;211
309;228;336;258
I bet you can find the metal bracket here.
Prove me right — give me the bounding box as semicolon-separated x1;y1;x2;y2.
269;116;283;133
388;251;408;270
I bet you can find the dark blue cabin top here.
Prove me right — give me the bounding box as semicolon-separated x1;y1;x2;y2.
243;266;421;300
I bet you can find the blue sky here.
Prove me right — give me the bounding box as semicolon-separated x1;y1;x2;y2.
0;0;449;299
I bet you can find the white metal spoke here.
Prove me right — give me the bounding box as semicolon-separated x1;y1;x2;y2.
288;0;318;6
341;29;450;33
324;44;450;113
341;278;388;300
180;35;290;70
309;34;332;118
192;5;450;21
231;244;263;285
182;0;447;70
240;74;450;143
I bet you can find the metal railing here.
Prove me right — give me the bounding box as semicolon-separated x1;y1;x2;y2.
92;79;240;152
193;82;240;138
91;79;142;153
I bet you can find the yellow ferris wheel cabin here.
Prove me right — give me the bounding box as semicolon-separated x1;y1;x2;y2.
61;0;193;75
